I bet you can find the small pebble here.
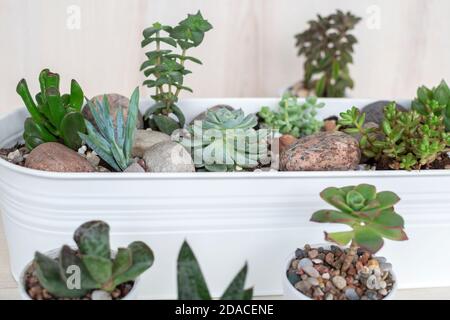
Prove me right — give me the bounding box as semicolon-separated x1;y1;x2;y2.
303;265;320;278
322;273;330;280
366;275;379;290
345;288;360;300
294;280;312;294
91;290;112;300
380;262;393;272
332;276;347;290
295;248;305;259
308;249;319;259
291;259;299;270
313;287;324;298
307;277;320;286
298;258;313;270
325;293;334;300
379;288;388;296
312;259;323;264
367;259;380;270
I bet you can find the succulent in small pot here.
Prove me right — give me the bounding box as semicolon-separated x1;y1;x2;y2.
177;241;253;299
141;11;212;134
16;69;86;151
284;184;407;300
292;10;361;97
20;220;154;300
177;107;271;172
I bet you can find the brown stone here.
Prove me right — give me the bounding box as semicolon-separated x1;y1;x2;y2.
25;142;96;172
280;131;361;171
83;93;144;130
279;134;297;153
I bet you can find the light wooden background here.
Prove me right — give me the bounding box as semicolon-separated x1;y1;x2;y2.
0;0;450;115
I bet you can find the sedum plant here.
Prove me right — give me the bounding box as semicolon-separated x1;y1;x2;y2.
258;93;324;138
179;107;269;172
33;220;154;298
295;10;361;97
177;241;253;300
79;88;140;172
141;11;213;134
412;80;450;131
16;69;86;150
339;103;450;170
311;184;408;271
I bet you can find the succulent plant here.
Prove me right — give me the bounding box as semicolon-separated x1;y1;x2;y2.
258;93;324;138
33;220;154;298
179;107;270;172
16;69;86;150
141;11;213;134
339;102;450;170
177;241;253;300
311;184;408;271
295;10;361;97
412;80;450;131
79;88;139;171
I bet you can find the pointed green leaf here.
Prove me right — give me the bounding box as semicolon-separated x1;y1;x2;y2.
73;221;111;259
81;255;113;285
221;263;249;300
324;231;354;246
354;227;384;253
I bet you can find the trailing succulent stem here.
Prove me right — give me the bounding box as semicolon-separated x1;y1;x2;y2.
79;88;140;171
258;93;324;138
178;107;270;172
412;80;450;131
17;69;86;150
339;103;450;170
141;11;213;134
311;184;408;257
177;241;253;300
34;220;154;298
295;10;361;97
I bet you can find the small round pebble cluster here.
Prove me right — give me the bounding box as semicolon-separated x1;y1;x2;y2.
287;244;394;300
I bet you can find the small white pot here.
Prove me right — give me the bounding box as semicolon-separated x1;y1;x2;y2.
282;244;398;300
19;248;141;300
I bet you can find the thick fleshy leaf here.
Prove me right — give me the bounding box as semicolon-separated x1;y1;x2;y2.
376;191;400;209
113;241;154;286
154;114;180;135
177;241;211;300
73;221;111;259
354;184;376;201
60;112;85;150
320;187;353;213
70;80;84;111
112;248;132;278
46;87;65;129
369;226;408;241
59;245;99;289
34;252;88;298
373;209;405;228
220;263;250;300
310;209;357;225
324;231;354;246
346;190;366;211
81;255;113;286
354;227;384;253
124;87;139;160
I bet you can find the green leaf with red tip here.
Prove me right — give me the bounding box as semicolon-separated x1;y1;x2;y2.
310;210;357;225
376;191;400;209
373;209;405;228
325;231;354;246
354;228;384;253
369;226;408;241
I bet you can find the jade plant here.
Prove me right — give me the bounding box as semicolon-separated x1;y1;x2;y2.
178;107;270;172
294;10;361;97
79;88;139;172
311;184;408;272
258;93;324;138
177;241;253;300
339;103;450;170
140;11;213;134
412;80;450;131
16;69;86;150
33;220;154;298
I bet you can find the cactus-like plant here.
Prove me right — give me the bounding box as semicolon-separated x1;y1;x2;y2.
311;184;408;271
339;102;450;170
258;93;324;138
177;241;253;300
141;11;212;134
79;88;139;172
33;220;154;298
294;10;361;97
412;80;450;131
16;69;86;150
179;107;270;172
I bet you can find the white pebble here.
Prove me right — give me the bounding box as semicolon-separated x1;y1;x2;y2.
91;290;112;300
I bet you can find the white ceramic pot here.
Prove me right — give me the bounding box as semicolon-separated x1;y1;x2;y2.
18;248;141;300
1;98;449;299
282;244;398;300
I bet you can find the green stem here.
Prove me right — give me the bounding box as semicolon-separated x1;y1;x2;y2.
174;49;187;98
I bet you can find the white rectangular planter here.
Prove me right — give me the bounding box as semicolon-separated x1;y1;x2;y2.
1;98;450;299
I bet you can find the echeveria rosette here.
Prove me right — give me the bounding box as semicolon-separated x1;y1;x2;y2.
310;184;408;254
33;220;154;299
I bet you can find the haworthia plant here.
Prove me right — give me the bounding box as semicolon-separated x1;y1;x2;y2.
177;241;253;300
310;184;408;271
16;69;86;150
34;220;154;298
79;88;140;171
141;11;213;134
295;10;361;97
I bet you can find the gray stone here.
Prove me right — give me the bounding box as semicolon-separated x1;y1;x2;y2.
361;101;407;125
302;265;320;278
91;290;112;300
345;288;360;300
298;258;313;270
132;129;171;157
307;277;320;286
280;131;361;171
124;162;145;173
294;280;312;294
366;275;379;290
143;141;195;173
7;149;23;164
331;276;347;290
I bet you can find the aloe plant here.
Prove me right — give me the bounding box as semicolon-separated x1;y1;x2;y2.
141;11;212;134
16;69;86;150
311;184;408;272
177;241;253;300
34;220;154;298
179;107;270;172
79;88;139;171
